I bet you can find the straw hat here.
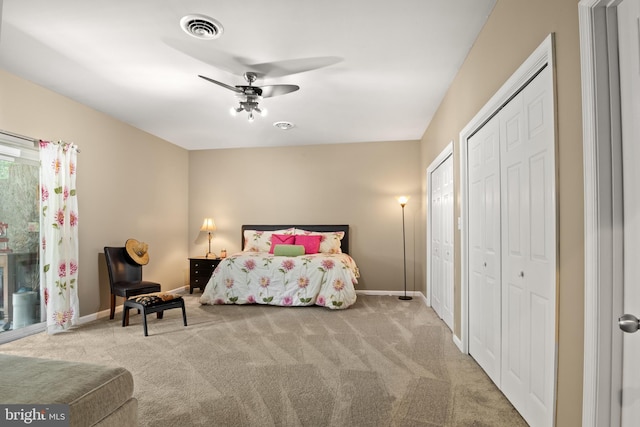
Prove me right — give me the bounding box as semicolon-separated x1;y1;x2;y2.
125;239;149;265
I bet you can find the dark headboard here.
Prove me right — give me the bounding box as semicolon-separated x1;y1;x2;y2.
241;225;350;254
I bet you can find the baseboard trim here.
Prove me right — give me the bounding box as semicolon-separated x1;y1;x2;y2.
356;289;424;299
453;334;464;353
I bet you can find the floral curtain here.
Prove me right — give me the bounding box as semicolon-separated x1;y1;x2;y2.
39;140;79;333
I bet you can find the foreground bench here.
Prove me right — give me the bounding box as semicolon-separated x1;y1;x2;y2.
0;354;136;427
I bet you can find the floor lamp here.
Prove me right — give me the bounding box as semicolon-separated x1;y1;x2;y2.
398;196;412;300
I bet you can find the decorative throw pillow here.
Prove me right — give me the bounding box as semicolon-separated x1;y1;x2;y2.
132;295;163;306
273;244;305;257
243;228;294;252
269;234;296;253
294;234;322;254
294;229;344;254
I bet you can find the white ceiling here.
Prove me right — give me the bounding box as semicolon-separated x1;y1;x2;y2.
0;0;495;150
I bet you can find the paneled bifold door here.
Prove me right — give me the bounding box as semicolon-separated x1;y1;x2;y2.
430;153;454;330
467;65;556;427
468;114;502;385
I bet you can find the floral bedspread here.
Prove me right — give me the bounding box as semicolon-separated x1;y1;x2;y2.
199;252;359;309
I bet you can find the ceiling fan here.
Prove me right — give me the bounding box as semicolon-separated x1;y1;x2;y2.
198;72;299;122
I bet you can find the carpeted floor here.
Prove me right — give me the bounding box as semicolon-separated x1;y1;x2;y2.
0;294;527;426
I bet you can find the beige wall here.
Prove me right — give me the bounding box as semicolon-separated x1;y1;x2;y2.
419;0;583;425
188;141;422;293
0;69;190;316
0;65;423;310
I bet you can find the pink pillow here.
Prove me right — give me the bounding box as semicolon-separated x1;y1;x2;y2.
269;234;295;253
295;234;322;254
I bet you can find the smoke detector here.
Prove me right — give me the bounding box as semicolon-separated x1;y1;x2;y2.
180;14;224;40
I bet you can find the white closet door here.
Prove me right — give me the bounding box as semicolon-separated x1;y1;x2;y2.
441;155;454;330
430;154;454;331
431;165;444;317
468;117;502;385
500;66;555;427
619;0;640;424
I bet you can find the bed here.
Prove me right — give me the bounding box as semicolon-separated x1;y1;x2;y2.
199;225;359;309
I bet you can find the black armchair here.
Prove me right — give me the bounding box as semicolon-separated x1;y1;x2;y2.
104;246;161;321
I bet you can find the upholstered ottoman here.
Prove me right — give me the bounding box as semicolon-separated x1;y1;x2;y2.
122;295;187;336
0;354;137;427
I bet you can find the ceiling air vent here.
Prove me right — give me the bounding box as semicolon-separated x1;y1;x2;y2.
180;14;223;40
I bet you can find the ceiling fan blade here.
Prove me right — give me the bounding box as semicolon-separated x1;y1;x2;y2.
248;57;343;78
164;38;341;79
198;75;244;94
259;84;300;98
164;38;247;76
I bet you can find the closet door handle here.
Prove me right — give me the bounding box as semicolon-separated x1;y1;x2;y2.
619;314;640;333
519;271;524;278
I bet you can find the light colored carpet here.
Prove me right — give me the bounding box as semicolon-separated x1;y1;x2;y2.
0;294;527;426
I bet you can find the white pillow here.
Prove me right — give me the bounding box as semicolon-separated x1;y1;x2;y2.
243;228;294;252
294;229;344;254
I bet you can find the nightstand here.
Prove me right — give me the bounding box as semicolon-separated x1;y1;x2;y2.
189;257;221;294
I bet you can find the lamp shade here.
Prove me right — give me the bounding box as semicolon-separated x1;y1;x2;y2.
200;218;216;232
397;196;409;207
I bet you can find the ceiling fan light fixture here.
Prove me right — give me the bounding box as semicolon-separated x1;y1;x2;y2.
229;99;267;121
199;71;298;124
180;14;224;40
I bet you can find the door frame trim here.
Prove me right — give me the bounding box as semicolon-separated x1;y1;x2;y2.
578;1;624;426
426;141;454;327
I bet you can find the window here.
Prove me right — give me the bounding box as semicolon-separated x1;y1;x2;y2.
0;134;40;339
